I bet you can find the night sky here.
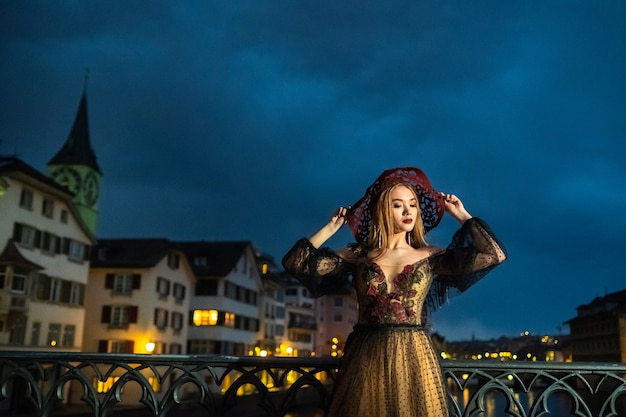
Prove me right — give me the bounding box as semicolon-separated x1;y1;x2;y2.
2;1;625;341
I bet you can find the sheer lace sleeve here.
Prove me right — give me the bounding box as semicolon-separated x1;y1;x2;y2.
425;217;507;317
282;238;352;297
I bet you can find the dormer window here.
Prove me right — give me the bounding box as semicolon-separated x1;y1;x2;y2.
167;252;180;269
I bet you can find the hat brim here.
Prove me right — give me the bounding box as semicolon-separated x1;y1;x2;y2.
346;167;445;243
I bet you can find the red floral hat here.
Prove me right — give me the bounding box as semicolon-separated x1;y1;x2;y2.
346;167;445;243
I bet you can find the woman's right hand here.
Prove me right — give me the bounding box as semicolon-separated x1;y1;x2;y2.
327;206;348;233
309;206;349;248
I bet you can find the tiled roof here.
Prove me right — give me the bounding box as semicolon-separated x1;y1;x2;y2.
177;241;251;276
90;238;180;268
0;239;43;270
0;157;72;194
584;289;626;309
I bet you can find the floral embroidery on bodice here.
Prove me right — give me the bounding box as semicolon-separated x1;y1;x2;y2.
355;259;433;325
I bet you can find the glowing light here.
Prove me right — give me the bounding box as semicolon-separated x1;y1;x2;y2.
50;340;57;347
146;342;155;353
193;309;218;326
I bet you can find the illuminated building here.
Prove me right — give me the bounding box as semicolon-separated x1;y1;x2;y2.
565;289;626;362
179;241;263;355
314;284;358;357
281;274;316;356
84;239;195;354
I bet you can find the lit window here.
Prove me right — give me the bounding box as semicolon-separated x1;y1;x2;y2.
193;310;218;326
225;312;235;328
93;376;120;393
148;377;161;392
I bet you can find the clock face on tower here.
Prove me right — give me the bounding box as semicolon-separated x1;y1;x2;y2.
51;167;82;194
83;172;99;206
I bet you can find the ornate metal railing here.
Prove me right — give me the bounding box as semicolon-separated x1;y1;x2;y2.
1;352;626;417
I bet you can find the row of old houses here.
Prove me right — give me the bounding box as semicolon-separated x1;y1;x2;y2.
0;90;358;360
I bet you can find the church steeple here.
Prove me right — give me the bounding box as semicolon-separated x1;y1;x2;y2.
48;85;102;235
48;90;101;174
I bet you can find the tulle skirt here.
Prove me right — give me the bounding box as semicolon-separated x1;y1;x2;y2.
326;324;448;417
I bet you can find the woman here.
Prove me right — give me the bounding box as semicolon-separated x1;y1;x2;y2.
282;167;507;417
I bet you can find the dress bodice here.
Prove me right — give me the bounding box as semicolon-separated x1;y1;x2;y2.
354;260;434;325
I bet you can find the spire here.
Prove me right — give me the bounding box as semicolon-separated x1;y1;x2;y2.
48;86;101;174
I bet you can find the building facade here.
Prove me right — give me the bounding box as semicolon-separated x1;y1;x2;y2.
84;238;195;354
314;286;358;357
0;158;95;351
566;289;626;362
180;241;263;356
281;274;317;357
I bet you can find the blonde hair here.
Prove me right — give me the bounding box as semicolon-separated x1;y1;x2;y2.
367;184;429;258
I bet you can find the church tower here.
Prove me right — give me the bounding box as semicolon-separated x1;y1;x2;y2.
47;88;102;235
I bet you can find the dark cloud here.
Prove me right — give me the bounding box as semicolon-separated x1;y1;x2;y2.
1;0;625;341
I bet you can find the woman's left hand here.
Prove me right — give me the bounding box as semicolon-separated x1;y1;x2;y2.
440;193;473;224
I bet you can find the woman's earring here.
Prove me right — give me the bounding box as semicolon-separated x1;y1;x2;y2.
376;226;382;248
406;232;411;246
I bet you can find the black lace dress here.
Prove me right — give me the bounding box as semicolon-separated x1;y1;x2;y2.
282;217;507;417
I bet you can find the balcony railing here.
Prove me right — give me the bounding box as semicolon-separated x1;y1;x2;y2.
1;351;625;417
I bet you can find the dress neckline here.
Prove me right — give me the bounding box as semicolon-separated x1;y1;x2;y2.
372;252;438;280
